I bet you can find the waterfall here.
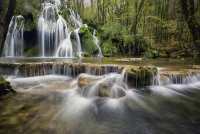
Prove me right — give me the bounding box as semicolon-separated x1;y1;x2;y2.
70;9;83;58
74;28;82;58
38;1;71;57
3;15;24;57
2;0;103;58
93;30;103;58
37;0;84;58
55;32;73;57
38;2;57;57
38;0;74;58
69;9;83;28
152;67;200;86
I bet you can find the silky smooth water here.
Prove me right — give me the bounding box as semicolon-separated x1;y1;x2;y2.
3;16;24;57
1;66;200;134
93;30;103;58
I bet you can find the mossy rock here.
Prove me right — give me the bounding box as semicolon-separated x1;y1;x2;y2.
78;74;126;98
126;67;157;88
79;26;99;56
0;76;15;96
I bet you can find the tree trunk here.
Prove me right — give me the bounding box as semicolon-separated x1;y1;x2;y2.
0;0;16;54
180;0;200;55
0;0;2;13
130;0;145;35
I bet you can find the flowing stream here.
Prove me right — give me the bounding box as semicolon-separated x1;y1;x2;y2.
0;59;200;134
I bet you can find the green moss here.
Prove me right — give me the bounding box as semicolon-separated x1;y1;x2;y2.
0;76;15;96
24;47;39;57
80;26;99;56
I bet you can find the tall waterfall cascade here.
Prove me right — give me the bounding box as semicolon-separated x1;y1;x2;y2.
2;0;103;58
38;1;72;57
3;16;24;57
37;0;101;58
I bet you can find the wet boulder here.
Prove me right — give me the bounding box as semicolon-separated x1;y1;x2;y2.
98;83;126;98
98;83;111;97
78;74;101;88
78;74;126;98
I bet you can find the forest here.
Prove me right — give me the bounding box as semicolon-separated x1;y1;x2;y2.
70;0;200;58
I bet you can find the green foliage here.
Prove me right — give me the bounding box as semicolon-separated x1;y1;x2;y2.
99;22;149;56
145;49;160;59
100;22;128;40
102;41;117;57
15;0;40;31
79;26;99;55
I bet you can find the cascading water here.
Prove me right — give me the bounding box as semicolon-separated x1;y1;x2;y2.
69;9;83;28
2;61;200;133
93;30;103;58
2;0;103;58
78;73;127;98
38;2;57;57
55;15;70;55
55;32;73;57
37;0;97;58
3;15;24;57
153;67;200;86
74;28;82;57
69;9;83;57
38;1;73;57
